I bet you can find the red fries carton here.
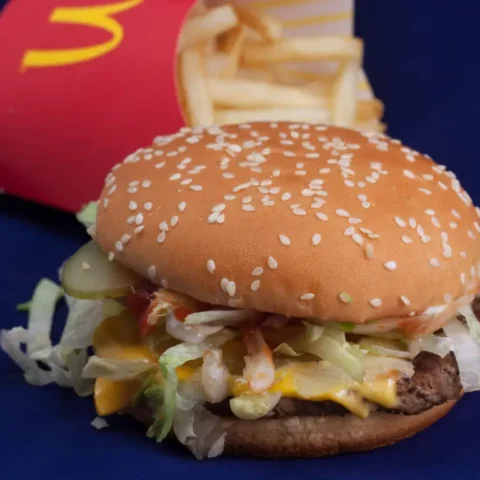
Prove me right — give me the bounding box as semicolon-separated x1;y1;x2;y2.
0;0;195;211
0;0;357;212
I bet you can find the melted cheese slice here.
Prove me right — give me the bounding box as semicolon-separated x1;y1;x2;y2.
92;317;410;418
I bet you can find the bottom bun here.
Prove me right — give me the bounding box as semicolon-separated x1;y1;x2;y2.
131;399;458;458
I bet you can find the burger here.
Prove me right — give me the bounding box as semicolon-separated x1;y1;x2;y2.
3;122;480;459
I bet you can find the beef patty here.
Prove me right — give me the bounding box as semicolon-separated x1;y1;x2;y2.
207;352;462;418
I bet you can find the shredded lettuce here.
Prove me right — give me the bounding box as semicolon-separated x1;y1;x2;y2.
444;318;480;392
459;304;480;341
305;325;365;383
184;309;259;326
16;301;32;312
230;392;281;420
26;278;63;358
76;201;98;228
82;356;153;380
360;337;412;359
147;330;236;445
166;311;222;344
91;416;109;430
273;343;301;356
408;334;452;358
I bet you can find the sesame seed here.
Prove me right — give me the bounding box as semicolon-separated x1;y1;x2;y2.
339;292;352;303
212;203;226;212
468;230;476;240
217;214;225;224
142;180;152;188
403;169;415;179
207;259;215;274
224;194;236;201
115;241;123;252
401;235;412;244
226;281;236;297
431;217;441;228
242;196;252;204
171;216;179;227
400;295;411;306
281;192;292;201
293;208;307;216
336;209;349;217
129;201;137;211
233;182;251;193
169;173;181;181
189;185;203;191
419;188;432;195
370;298;382;307
365;244;374;258
452;209;461;219
268;256;278;269
295;170;306;176
384;261;397;271
121;234;131;244
181;179;192;186
155;162;166;169
108;252;114;261
250;280;260;292
421;235;431;244
429;258;440;268
159;221;169;231
279;234;291;246
301;189;315;197
178;201;186;212
208;212;219;224
103;198;109;209
416;225;424;236
81;261;91;270
220;278;229;292
349;217;362;224
312;234;321;246
394;216;406;227
438;181;448;190
319;168;331;174
157;232;166;244
425;209;435;216
300;293;315;301
316;212;328;221
422;174;434;181
252;267;264;276
144;202;153;211
135;213;144;225
161;279;168;288
408;218;416;228
223;172;235;179
361;202;371;209
352;233;363;245
344;226;355;236
134;225;144;234
107;185;116;196
242;204;255;212
148;266;156;279
449;221;458;229
461;273;466;285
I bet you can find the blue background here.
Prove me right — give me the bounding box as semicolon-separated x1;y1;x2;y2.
1;1;480;478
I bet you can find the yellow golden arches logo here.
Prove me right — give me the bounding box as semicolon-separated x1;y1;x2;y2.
21;0;143;70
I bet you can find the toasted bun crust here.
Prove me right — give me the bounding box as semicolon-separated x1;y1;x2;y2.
131;400;457;458
96;123;480;324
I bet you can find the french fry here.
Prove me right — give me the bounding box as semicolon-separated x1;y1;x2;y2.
216;26;246;78
236;67;274;83
233;4;283;43
214;108;331;125
178;47;214;126
242;36;363;65
268;65;334;86
208;77;329;109
331;60;358;127
304;78;334;97
356;99;384;123
355;120;386;133
177;5;238;52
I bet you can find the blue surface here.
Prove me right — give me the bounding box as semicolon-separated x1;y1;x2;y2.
2;0;480;478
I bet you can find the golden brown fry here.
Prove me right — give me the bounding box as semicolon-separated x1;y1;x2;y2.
178;5;238;52
216;26;246;78
178;47;214;126
356;99;384;123
242;36;363;65
331;60;358;127
233;4;283;43
214;107;330;125
208;77;329;109
355;119;387;133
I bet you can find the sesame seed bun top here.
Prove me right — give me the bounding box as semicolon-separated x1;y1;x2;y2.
95;122;480;330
